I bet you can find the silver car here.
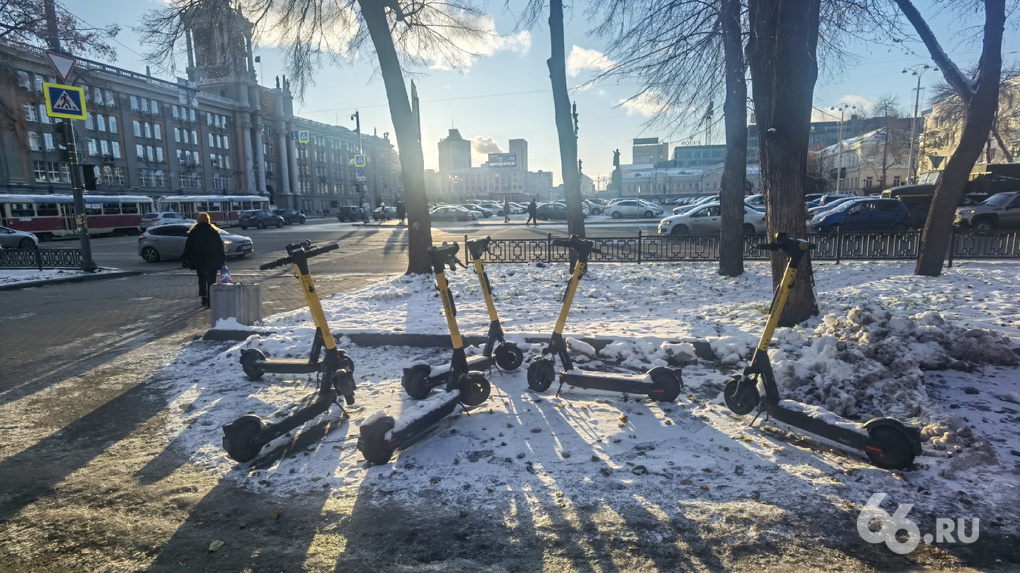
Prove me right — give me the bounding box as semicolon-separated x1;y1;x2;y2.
658;203;767;235
139;212;196;231
606;199;664;219
137;223;253;263
0;226;39;249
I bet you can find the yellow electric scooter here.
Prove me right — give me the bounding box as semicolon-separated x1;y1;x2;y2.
527;235;683;402
723;233;921;469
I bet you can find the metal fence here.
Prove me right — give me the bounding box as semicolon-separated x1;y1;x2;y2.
0;248;84;270
463;230;1020;264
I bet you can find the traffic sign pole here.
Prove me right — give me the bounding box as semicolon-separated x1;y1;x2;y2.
58;119;97;272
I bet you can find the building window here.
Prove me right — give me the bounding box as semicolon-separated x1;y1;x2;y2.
24;103;37;122
154;124;161;139
28;132;41;151
141;98;149;113
150;100;160;115
97;114;106;132
34;74;43;92
44;133;55;150
191;130;198;145
105;90;116;107
130;95;139;111
39;105;50;124
111;142;121;159
133;121;141;137
88;139;98;156
100;140;109;155
85;113;95;130
136;144;145;160
144;122;152;138
109;117;117;133
155;147;164;162
18;70;30;89
174;128;181;143
34;161;47;182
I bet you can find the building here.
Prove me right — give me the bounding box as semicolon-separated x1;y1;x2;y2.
632;137;670;165
437;128;471;172
816;124;911;194
0;1;401;213
508;139;528;172
672;144;726;168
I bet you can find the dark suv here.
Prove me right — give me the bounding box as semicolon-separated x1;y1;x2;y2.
955;191;1020;232
336;205;366;222
272;208;306;225
239;209;284;230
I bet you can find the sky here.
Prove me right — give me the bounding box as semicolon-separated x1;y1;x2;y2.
4;254;1018;563
66;1;1020;188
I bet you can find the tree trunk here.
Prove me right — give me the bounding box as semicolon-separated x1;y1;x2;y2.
548;0;585;242
893;0;1005;277
746;0;820;326
718;0;747;278
359;0;433;275
991;124;1013;162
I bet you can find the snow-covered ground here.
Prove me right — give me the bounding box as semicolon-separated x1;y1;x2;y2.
154;259;1019;554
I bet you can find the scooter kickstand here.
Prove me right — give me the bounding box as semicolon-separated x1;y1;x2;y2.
748;408;768;428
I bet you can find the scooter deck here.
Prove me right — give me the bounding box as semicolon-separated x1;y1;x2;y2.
559;368;678;396
259;359;322;374
466;354;495;371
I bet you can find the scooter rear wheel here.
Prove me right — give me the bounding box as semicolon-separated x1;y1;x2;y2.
358;415;396;466
240;349;267;381
649;370;682;402
223;414;264;463
494;344;525;371
865;424;917;470
527;359;556;392
724;378;760;415
459;372;491;406
402;365;433;400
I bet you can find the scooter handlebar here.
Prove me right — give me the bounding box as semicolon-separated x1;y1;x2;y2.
758;233;814;253
259;242;339;270
427;242;460;271
552;235;601;256
465;236;492;260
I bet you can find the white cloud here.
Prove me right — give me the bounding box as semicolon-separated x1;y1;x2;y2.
402;11;531;72
813;95;874;121
619;91;670;117
566;45;614;77
471;136;504;164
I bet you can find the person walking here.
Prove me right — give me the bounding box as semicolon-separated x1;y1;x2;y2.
503;198;511;223
181;212;224;308
362;201;371;224
396;200;406;224
526;198;538;226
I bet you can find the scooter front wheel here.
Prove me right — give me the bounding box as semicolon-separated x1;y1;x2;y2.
649;370;682;402
332;371;357;405
527;359;556;392
402;365;433;400
358;415;396;465
222;414;264;463
459;372;491;406
865;424;917;470
240;349;267;381
494;344;525;371
724;377;760;415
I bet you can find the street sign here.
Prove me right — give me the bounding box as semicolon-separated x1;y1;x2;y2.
290;131;298;141
354;154;366;167
43;83;86;120
298;130;310;143
46;51;77;83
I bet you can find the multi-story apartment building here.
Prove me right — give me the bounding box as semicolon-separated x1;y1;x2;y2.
437;129;471;172
0;1;401;214
429;134;552;202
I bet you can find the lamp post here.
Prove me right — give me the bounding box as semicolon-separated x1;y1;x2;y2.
829;103;857;193
903;64;938;184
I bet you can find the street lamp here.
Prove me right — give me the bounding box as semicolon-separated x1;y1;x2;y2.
903;64;938;184
829;103;857;193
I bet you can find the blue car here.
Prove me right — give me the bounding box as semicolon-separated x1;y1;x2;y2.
810;198;911;233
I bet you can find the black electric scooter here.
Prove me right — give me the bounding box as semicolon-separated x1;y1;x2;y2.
357;243;492;465
401;236;523;398
222;242;356;463
239;241;354;382
723;233;921;469
527;235;683;402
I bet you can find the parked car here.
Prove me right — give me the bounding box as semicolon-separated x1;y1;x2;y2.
430;205;477;222
272;208;306;225
460;204;493;218
954;191;1020;232
810;198;910;233
584;200;603;215
0;225;39;249
807;196;857;217
238;209;284;230
138;223;253;263
475;201;505;216
139;212;195;231
606;199;663;219
336;205;365;222
509;202;528;214
372;206;397;220
535;202;569;220
816;193;855;206
658;203;767;236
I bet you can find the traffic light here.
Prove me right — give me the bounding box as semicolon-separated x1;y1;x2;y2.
54;121;74;162
81;164;98;191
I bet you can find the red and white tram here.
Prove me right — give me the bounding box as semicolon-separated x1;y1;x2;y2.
155;195;271;226
0;194;154;240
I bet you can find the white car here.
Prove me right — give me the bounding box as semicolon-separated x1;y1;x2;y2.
0;225;39;249
606;199;664;219
658;203;767;235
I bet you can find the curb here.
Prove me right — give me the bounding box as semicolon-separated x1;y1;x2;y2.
201;329;717;361
0;270;143;292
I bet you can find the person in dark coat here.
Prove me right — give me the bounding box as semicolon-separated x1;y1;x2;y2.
503;198;510;223
396;200;406;224
181;212;224;307
526;198;538;226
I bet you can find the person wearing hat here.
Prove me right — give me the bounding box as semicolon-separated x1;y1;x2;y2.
181;212;224;307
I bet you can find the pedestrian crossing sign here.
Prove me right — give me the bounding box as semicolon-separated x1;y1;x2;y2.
43;83;86;120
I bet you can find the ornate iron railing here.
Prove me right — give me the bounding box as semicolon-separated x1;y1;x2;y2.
463;230;1020;264
0;248;84;269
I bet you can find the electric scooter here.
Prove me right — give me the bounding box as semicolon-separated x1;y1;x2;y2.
722;233;921;469
401;236;523;398
222;241;357;463
239;241;354;382
527;235;683;402
357;243;492;465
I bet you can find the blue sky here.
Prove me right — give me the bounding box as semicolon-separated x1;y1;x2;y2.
68;1;1019;188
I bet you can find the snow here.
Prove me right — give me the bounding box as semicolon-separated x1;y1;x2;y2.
139;259;1020;534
